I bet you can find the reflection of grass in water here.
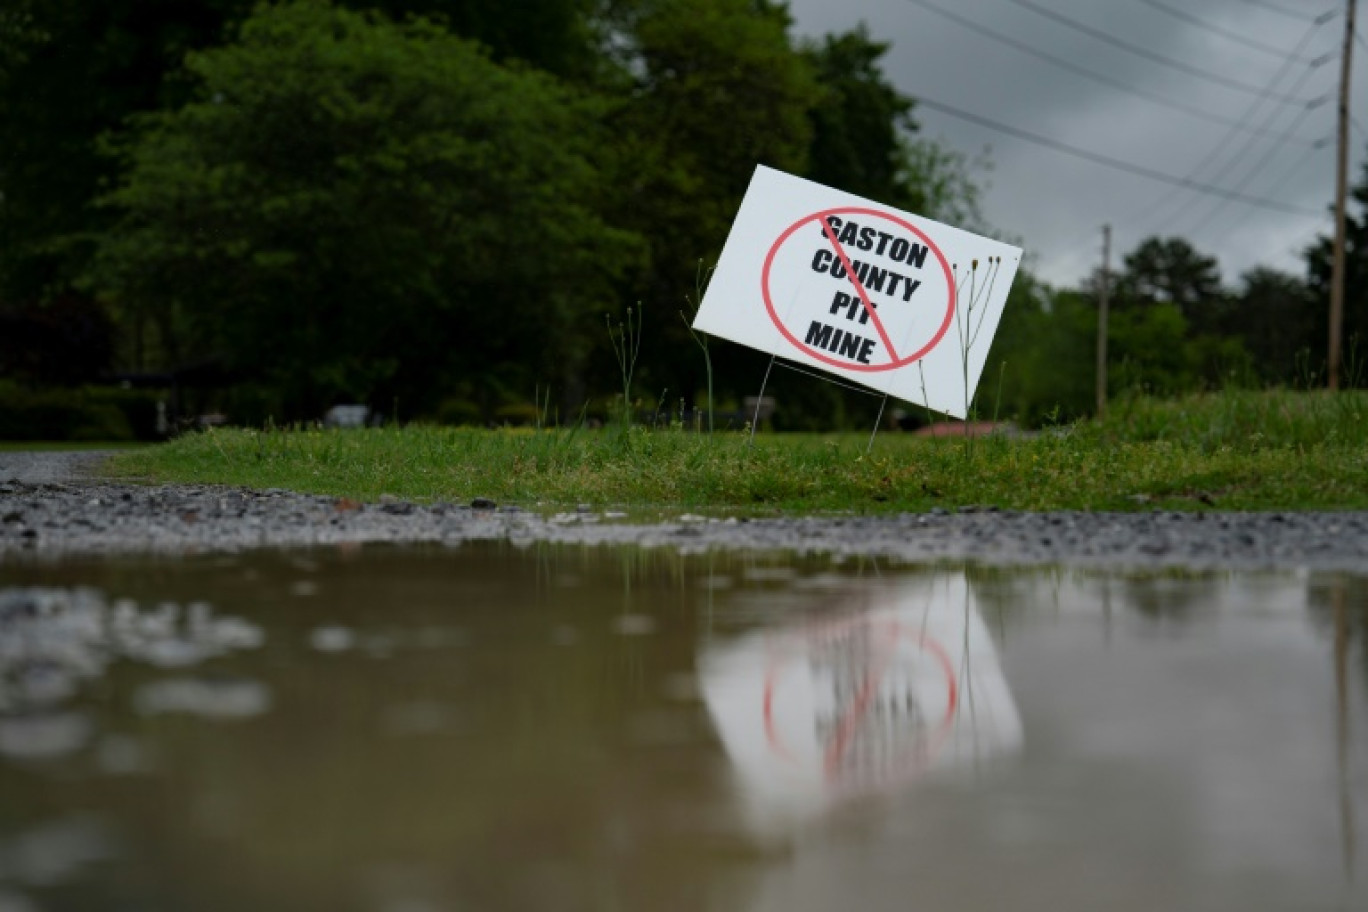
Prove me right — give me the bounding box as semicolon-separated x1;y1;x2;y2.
104;390;1368;512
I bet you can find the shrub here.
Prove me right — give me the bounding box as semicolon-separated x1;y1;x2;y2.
0;381;163;441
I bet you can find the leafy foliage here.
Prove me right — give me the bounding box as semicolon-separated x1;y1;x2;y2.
979;279;1094;426
6;0;1000;430
12;0;1366;439
803;25;984;229
804;25;914;207
608;0;815;289
0;0;255;302
1306;156;1368;381
1116;237;1224;316
586;0;823;415
361;0;600;76
0;294;114;386
1233;267;1317;386
87;1;636;417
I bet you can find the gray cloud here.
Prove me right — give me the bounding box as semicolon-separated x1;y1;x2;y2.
787;0;1355;289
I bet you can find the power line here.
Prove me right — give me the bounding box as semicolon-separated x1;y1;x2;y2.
1184;104;1321;237
1043;141;1330;281
1103;13;1334;238
1151;57;1325;230
900;0;1327;147
1240;0;1338;22
1137;0;1319;62
1001;0;1322;105
1194;141;1333;243
913;95;1321;216
1036;12;1335;277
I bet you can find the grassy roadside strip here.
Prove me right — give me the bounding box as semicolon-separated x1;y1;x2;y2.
102;391;1368;513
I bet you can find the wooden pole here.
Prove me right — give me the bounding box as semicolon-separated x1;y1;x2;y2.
1096;224;1111;417
1330;0;1357;390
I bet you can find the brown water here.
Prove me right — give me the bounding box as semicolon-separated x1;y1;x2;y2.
1;543;1366;911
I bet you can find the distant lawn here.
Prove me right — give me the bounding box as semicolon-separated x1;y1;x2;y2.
104;390;1368;513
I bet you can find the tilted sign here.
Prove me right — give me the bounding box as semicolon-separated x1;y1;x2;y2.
692;166;1022;418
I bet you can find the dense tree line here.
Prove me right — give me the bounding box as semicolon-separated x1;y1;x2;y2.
1;0;976;424
0;0;1361;429
983;227;1348;427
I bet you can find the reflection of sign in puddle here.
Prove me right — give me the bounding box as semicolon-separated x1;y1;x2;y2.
765;615;958;798
701;574;1021;831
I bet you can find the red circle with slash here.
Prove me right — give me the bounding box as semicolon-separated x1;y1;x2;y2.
762;615;959;788
761;207;956;372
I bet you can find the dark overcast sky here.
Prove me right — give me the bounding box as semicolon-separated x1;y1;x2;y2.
785;0;1362;291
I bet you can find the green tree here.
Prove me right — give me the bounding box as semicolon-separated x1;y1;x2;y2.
1108;301;1199;396
0;0;254;305
615;0;815;270
804;25;914;206
1110;236;1248;389
979;277;1095;426
600;0;818;410
591;4;989;427
0;0;597;310
361;0;599;77
802;25;985;228
0;2;46;81
9;0;997;427
1306;156;1368;384
1115;236;1228;333
1234;267;1317;386
0;293;114;387
87;0;636;418
897;136;987;232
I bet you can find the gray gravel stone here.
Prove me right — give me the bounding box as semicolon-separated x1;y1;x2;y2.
0;451;112;486
3;449;1367;570
1;477;1368;573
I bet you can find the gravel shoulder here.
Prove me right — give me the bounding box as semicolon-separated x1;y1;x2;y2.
3;470;1368;572
0;450;117;486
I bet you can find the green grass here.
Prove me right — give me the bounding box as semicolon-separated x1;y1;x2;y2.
102;390;1368;513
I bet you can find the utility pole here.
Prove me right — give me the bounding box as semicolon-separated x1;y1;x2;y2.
1096;224;1111;417
1330;0;1357;390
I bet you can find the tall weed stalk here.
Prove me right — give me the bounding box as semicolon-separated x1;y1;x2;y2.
606;302;644;430
681;260;716;435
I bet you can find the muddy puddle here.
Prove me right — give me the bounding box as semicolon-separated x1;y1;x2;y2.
1;543;1366;911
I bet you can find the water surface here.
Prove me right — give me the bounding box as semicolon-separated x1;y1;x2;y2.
1;544;1365;911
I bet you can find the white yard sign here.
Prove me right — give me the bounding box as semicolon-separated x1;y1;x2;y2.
693;166;1022;418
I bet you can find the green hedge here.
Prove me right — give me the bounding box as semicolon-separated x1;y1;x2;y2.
0;382;163;441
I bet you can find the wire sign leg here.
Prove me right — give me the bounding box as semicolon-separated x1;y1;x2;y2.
748;355;776;447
